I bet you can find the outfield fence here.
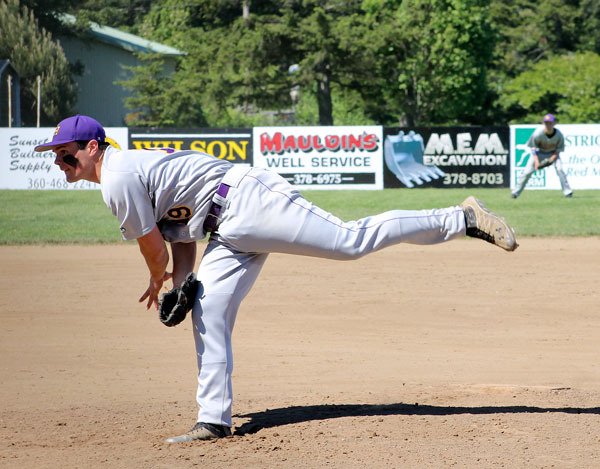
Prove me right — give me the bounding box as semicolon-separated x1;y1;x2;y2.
1;124;599;191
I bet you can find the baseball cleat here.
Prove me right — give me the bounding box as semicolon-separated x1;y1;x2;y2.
461;196;518;252
165;422;232;443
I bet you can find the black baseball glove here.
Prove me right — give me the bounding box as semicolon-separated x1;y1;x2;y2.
158;272;201;327
537;157;555;169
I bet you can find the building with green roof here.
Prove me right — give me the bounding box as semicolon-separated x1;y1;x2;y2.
59;15;185;126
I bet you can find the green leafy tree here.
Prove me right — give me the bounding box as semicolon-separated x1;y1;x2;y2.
124;0;382;126
136;0;193;47
368;0;494;126
22;0;600;127
120;53;206;127
124;0;293;127
578;0;600;53
293;84;376;126
69;0;153;30
500;51;600;123
20;0;74;34
0;0;76;125
489;0;580;78
125;0;600;126
193;18;292;126
487;0;581;122
282;1;381;125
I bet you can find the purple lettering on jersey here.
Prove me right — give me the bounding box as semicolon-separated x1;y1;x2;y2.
143;147;177;154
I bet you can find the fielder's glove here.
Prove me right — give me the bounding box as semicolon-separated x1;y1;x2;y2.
537;157;555;169
158;272;201;327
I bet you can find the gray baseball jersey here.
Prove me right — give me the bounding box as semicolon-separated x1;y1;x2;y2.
527;127;565;158
98;145;486;430
100;146;232;242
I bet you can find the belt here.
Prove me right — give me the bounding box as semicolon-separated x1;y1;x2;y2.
203;182;231;233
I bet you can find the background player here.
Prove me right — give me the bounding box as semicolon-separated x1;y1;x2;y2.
35;115;518;444
512;113;573;198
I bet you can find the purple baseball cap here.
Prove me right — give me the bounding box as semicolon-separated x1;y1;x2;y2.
543;113;556;123
34;115;106;152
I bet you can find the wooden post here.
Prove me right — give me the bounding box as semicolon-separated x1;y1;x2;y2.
7;74;12;127
37;75;41;127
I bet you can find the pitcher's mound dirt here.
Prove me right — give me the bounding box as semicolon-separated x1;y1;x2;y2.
1;239;599;468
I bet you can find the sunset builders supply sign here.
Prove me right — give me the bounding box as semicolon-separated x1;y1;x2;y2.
253;126;383;190
0;127;128;190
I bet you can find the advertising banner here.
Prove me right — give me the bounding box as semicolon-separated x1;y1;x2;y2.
253;126;383;190
129;129;252;165
383;127;510;188
0;127;128;189
510;124;600;190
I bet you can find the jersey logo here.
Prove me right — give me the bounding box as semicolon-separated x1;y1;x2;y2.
143;147;176;154
158;205;193;232
167;206;192;221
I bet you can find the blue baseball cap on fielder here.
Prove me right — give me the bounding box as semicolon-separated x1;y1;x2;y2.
543;113;556;123
34;114;120;152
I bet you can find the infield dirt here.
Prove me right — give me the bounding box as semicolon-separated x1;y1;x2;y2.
1;239;599;468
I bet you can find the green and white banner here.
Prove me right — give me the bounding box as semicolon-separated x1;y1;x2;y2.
511;124;600;191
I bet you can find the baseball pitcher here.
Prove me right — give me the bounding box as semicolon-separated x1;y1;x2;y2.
35;115;518;443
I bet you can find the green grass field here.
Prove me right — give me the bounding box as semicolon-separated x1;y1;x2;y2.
0;189;598;244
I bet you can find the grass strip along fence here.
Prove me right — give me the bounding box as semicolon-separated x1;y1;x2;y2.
1;189;598;245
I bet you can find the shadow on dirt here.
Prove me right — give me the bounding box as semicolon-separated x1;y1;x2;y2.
234;402;600;435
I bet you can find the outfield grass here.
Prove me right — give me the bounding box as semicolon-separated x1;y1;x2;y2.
0;191;123;244
0;188;598;245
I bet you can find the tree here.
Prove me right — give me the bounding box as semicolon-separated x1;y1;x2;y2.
500;51;600;123
122;0;293;127
282;1;380;125
120;53;206;127
69;0;154;30
372;0;495;125
123;0;384;126
293;84;377;126
489;0;580;77
0;0;76;125
579;0;600;53
20;0;74;35
98;0;598;127
487;0;581;122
